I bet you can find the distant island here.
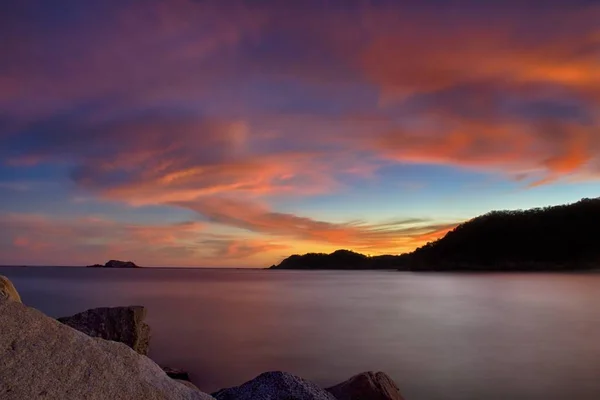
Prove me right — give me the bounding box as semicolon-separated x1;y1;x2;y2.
270;198;600;272
87;260;140;268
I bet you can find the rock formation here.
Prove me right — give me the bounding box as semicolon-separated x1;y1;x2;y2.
163;366;192;382
327;371;405;400
58;306;150;356
0;297;215;400
0;275;21;303
212;371;336;400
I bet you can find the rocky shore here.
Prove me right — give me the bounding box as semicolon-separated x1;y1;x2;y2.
0;275;406;400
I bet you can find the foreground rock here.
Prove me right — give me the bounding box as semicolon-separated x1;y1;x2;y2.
163;366;192;382
327;372;405;400
0;275;21;303
213;371;336;400
58;306;150;355
0;298;215;400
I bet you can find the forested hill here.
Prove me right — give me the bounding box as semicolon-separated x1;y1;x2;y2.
270;198;600;272
269;250;405;270
404;197;600;271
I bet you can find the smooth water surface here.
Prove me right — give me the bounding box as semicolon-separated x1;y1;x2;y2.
2;267;600;400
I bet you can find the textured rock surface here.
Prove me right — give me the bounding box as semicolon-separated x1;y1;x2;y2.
0;275;21;303
163;366;191;381
0;299;215;400
212;371;336;400
58;306;151;355
326;371;405;400
177;380;202;391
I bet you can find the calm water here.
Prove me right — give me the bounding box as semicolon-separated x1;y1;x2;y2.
2;267;600;400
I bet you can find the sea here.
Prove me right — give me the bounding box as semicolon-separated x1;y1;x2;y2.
2;267;600;400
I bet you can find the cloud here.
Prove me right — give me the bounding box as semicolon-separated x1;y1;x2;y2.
176;197;458;253
200;238;290;260
3;0;598;187
1;1;600;266
0;213;209;266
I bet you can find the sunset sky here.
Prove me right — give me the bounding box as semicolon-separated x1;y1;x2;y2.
1;0;600;267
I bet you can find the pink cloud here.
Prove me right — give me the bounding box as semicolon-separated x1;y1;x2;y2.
177;197;458;254
2;1;600;266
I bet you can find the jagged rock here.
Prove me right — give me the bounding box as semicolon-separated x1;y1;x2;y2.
163;366;191;381
326;371;405;400
0;275;21;303
58;306;150;356
0;298;215;400
212;371;336;400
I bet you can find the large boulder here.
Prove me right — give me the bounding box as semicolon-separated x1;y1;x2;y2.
163;366;192;382
326;372;405;400
212;371;336;400
58;306;150;355
0;275;21;303
0;298;215;400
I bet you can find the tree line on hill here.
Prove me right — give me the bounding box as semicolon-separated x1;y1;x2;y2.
269;198;600;271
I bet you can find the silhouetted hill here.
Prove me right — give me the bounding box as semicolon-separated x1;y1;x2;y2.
270;198;600;272
404;197;600;271
87;260;140;268
269;249;405;270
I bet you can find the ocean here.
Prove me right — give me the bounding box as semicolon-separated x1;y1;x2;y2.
2;267;600;400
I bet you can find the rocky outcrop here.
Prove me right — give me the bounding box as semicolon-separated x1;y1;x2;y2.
0;275;21;303
177;380;202;391
0;298;215;400
58;306;150;356
326;371;405;400
212;371;336;400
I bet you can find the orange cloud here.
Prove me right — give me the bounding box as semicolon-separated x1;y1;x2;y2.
2;1;600;267
0;213;204;266
176;197;458;254
358;6;600;98
201;238;290;260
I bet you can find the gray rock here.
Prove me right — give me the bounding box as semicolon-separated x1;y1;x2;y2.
163;366;191;381
0;298;215;400
212;371;336;400
326;371;405;400
177;380;202;391
0;275;21;303
58;306;151;355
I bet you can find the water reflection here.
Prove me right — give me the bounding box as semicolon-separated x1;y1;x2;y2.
3;267;600;400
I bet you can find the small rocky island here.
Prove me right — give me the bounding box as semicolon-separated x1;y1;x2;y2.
0;275;405;400
87;259;140;268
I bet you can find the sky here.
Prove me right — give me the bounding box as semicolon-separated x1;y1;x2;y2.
1;0;599;267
